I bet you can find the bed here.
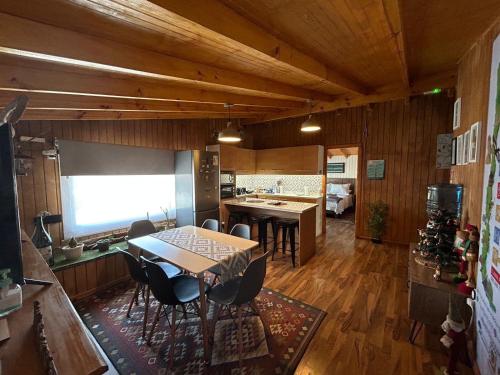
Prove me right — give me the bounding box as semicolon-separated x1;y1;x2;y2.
326;182;355;215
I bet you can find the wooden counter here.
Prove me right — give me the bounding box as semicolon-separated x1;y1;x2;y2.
224;198;317;266
0;233;108;375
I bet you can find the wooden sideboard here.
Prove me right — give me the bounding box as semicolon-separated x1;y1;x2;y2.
0;233;107;374
408;244;470;343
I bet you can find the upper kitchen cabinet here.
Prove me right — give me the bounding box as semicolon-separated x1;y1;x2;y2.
256;145;324;175
207;144;256;174
208;144;323;175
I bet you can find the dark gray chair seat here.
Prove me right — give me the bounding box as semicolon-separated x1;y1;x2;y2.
172;274;209;303
157;262;182;279
207;276;242;305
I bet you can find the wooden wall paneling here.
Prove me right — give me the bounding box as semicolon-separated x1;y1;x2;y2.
86;260;97;292
62;267;76;298
74;263;87;296
246;94;453;244
96;257;107;286
54;270;64;286
13;118;226;243
105;255;116;284
451;20;500;226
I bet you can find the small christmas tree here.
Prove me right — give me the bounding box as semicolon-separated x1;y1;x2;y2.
416;209;459;268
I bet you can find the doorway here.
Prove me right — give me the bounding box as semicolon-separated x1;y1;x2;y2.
325;146;359;234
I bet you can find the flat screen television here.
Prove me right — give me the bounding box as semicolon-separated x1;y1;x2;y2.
0;123;23;284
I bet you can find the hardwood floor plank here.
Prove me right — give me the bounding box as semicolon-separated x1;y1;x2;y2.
265;218;472;374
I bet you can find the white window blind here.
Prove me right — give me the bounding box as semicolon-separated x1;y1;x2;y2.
60;175;175;238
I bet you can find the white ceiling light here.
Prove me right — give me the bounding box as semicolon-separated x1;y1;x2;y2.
218;104;242;143
300;100;321;133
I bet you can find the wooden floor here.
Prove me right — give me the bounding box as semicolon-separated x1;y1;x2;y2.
265;218;473;375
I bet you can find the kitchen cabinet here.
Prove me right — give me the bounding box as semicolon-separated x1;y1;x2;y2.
208;144;323;175
207;144;255;174
255;145;324;175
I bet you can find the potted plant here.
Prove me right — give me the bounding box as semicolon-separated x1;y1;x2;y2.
367;201;389;243
62;237;84;260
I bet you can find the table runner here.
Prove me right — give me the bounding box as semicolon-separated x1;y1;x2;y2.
150;228;251;282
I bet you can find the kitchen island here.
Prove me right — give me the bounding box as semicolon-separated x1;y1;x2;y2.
223;198;317;266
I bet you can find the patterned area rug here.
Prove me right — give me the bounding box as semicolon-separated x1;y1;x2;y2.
75;283;325;374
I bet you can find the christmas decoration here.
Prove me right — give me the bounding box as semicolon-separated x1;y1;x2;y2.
416;209;460;270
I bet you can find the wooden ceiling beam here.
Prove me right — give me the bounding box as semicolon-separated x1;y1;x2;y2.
142;0;369;95
0;12;334;102
381;0;410;87
0;63;303;109
17;109;254;121
244;70;457;124
0;91;279;114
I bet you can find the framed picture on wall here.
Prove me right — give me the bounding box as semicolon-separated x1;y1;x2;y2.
457;134;464;165
327;162;345;173
453;98;462;130
469;122;480;163
367;160;385;180
464;130;470;164
451;137;457;165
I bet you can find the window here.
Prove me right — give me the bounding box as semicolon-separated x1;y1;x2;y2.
60;175;175;238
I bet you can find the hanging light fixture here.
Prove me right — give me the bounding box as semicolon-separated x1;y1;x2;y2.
218;103;242;143
300;100;321;133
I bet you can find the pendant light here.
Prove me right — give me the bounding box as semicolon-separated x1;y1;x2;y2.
218;103;242;143
300;100;321;133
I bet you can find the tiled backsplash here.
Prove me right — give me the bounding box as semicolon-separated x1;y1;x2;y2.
236;175;322;194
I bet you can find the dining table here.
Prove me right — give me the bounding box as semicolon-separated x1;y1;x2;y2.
127;225;259;362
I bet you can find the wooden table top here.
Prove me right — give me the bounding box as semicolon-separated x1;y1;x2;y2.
0;233;107;375
128;225;258;275
224;198;318;213
408;243;469;297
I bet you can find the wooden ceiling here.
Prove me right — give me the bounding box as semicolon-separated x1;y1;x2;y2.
0;0;498;122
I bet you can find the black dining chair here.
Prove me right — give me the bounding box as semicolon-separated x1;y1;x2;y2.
119;250;181;338
127;220;159;261
208;223;251;286
141;257;209;368
229;223;251;240
208;251;272;368
201;218;219;232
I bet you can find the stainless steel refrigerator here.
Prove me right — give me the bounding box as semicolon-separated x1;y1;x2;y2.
174;150;220;227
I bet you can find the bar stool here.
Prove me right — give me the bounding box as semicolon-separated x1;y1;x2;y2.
273;218;299;267
249;215;275;252
227;211;248;232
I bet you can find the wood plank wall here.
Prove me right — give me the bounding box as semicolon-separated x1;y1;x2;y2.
246;94;454;244
14;118;228;245
451;20;500;226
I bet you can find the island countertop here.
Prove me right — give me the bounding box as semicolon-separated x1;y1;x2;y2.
224;198;318;213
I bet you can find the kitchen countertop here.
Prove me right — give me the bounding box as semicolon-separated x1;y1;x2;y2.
235;192;323;199
224;198;318;213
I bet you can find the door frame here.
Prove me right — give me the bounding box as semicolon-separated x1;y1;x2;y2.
323;143;363;237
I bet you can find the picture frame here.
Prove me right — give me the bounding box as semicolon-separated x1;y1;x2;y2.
367;160;385;180
457;134;464;165
451;137;457;165
327;162;345;174
464;130;470;164
453;98;461;130
469;122;480;163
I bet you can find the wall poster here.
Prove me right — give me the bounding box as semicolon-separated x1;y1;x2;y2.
477;34;500;375
436;133;452;169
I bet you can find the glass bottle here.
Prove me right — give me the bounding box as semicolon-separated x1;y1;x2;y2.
32;215;54;266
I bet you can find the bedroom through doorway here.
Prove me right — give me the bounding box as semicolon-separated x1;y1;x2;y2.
326;147;359;234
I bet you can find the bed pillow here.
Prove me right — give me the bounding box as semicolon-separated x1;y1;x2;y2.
341;184;351;195
327;183;351;195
